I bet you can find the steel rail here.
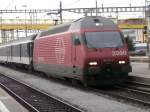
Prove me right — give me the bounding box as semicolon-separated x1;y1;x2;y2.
0;83;39;112
1;65;150;109
0;73;84;112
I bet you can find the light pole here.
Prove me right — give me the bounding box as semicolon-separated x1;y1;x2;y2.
145;0;150;68
96;0;98;16
0;13;2;43
16;16;19;39
60;1;63;24
22;5;27;37
129;0;131;7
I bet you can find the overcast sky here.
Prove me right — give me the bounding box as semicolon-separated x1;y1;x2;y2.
0;0;147;19
1;0;145;9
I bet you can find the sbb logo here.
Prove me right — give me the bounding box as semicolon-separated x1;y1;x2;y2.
112;50;127;56
55;38;65;64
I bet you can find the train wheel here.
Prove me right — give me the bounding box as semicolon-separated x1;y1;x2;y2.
71;79;79;86
64;77;71;82
28;65;34;73
82;82;88;87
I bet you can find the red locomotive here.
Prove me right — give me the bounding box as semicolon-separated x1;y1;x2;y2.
33;16;132;86
0;16;132;86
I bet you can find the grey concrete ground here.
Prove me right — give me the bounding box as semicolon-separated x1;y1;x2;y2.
0;65;149;112
0;87;28;112
130;62;150;78
130;56;149;63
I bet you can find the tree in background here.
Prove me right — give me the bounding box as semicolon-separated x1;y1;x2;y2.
125;35;135;51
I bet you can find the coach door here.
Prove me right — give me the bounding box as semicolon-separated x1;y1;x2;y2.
72;33;81;73
7;46;12;62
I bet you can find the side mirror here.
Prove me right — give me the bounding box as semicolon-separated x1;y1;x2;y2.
74;38;81;45
124;36;129;44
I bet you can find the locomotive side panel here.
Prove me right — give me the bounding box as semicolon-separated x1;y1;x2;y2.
33;33;78;78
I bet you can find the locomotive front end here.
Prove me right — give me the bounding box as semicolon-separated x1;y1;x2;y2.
83;31;132;86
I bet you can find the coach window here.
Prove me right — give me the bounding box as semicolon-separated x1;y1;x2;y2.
73;34;81;45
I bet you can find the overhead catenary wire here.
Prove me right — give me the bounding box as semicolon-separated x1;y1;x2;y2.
63;0;80;8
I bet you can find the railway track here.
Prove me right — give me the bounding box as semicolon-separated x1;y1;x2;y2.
117;81;150;105
125;81;150;92
114;84;150;106
63;79;150;109
90;81;150;107
0;73;84;112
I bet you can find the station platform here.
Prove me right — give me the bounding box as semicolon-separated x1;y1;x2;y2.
129;62;150;84
0;87;28;112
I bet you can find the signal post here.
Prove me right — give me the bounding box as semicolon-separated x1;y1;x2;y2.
146;7;150;68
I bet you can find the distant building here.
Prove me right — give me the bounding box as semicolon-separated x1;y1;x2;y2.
118;18;147;43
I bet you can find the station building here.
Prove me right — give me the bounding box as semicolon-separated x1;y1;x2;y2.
118;18;147;43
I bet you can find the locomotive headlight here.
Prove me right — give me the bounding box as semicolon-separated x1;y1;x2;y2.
119;61;126;64
89;61;98;66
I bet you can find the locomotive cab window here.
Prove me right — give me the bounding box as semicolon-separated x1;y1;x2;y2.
73;34;81;45
85;31;124;48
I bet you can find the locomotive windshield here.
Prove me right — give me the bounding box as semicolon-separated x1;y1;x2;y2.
85;32;124;48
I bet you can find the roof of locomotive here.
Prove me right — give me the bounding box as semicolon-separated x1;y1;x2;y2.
70;16;118;31
37;16;118;38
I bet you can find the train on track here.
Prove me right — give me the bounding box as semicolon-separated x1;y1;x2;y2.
0;16;132;86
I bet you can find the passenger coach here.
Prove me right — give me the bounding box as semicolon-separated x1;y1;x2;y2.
0;34;36;69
